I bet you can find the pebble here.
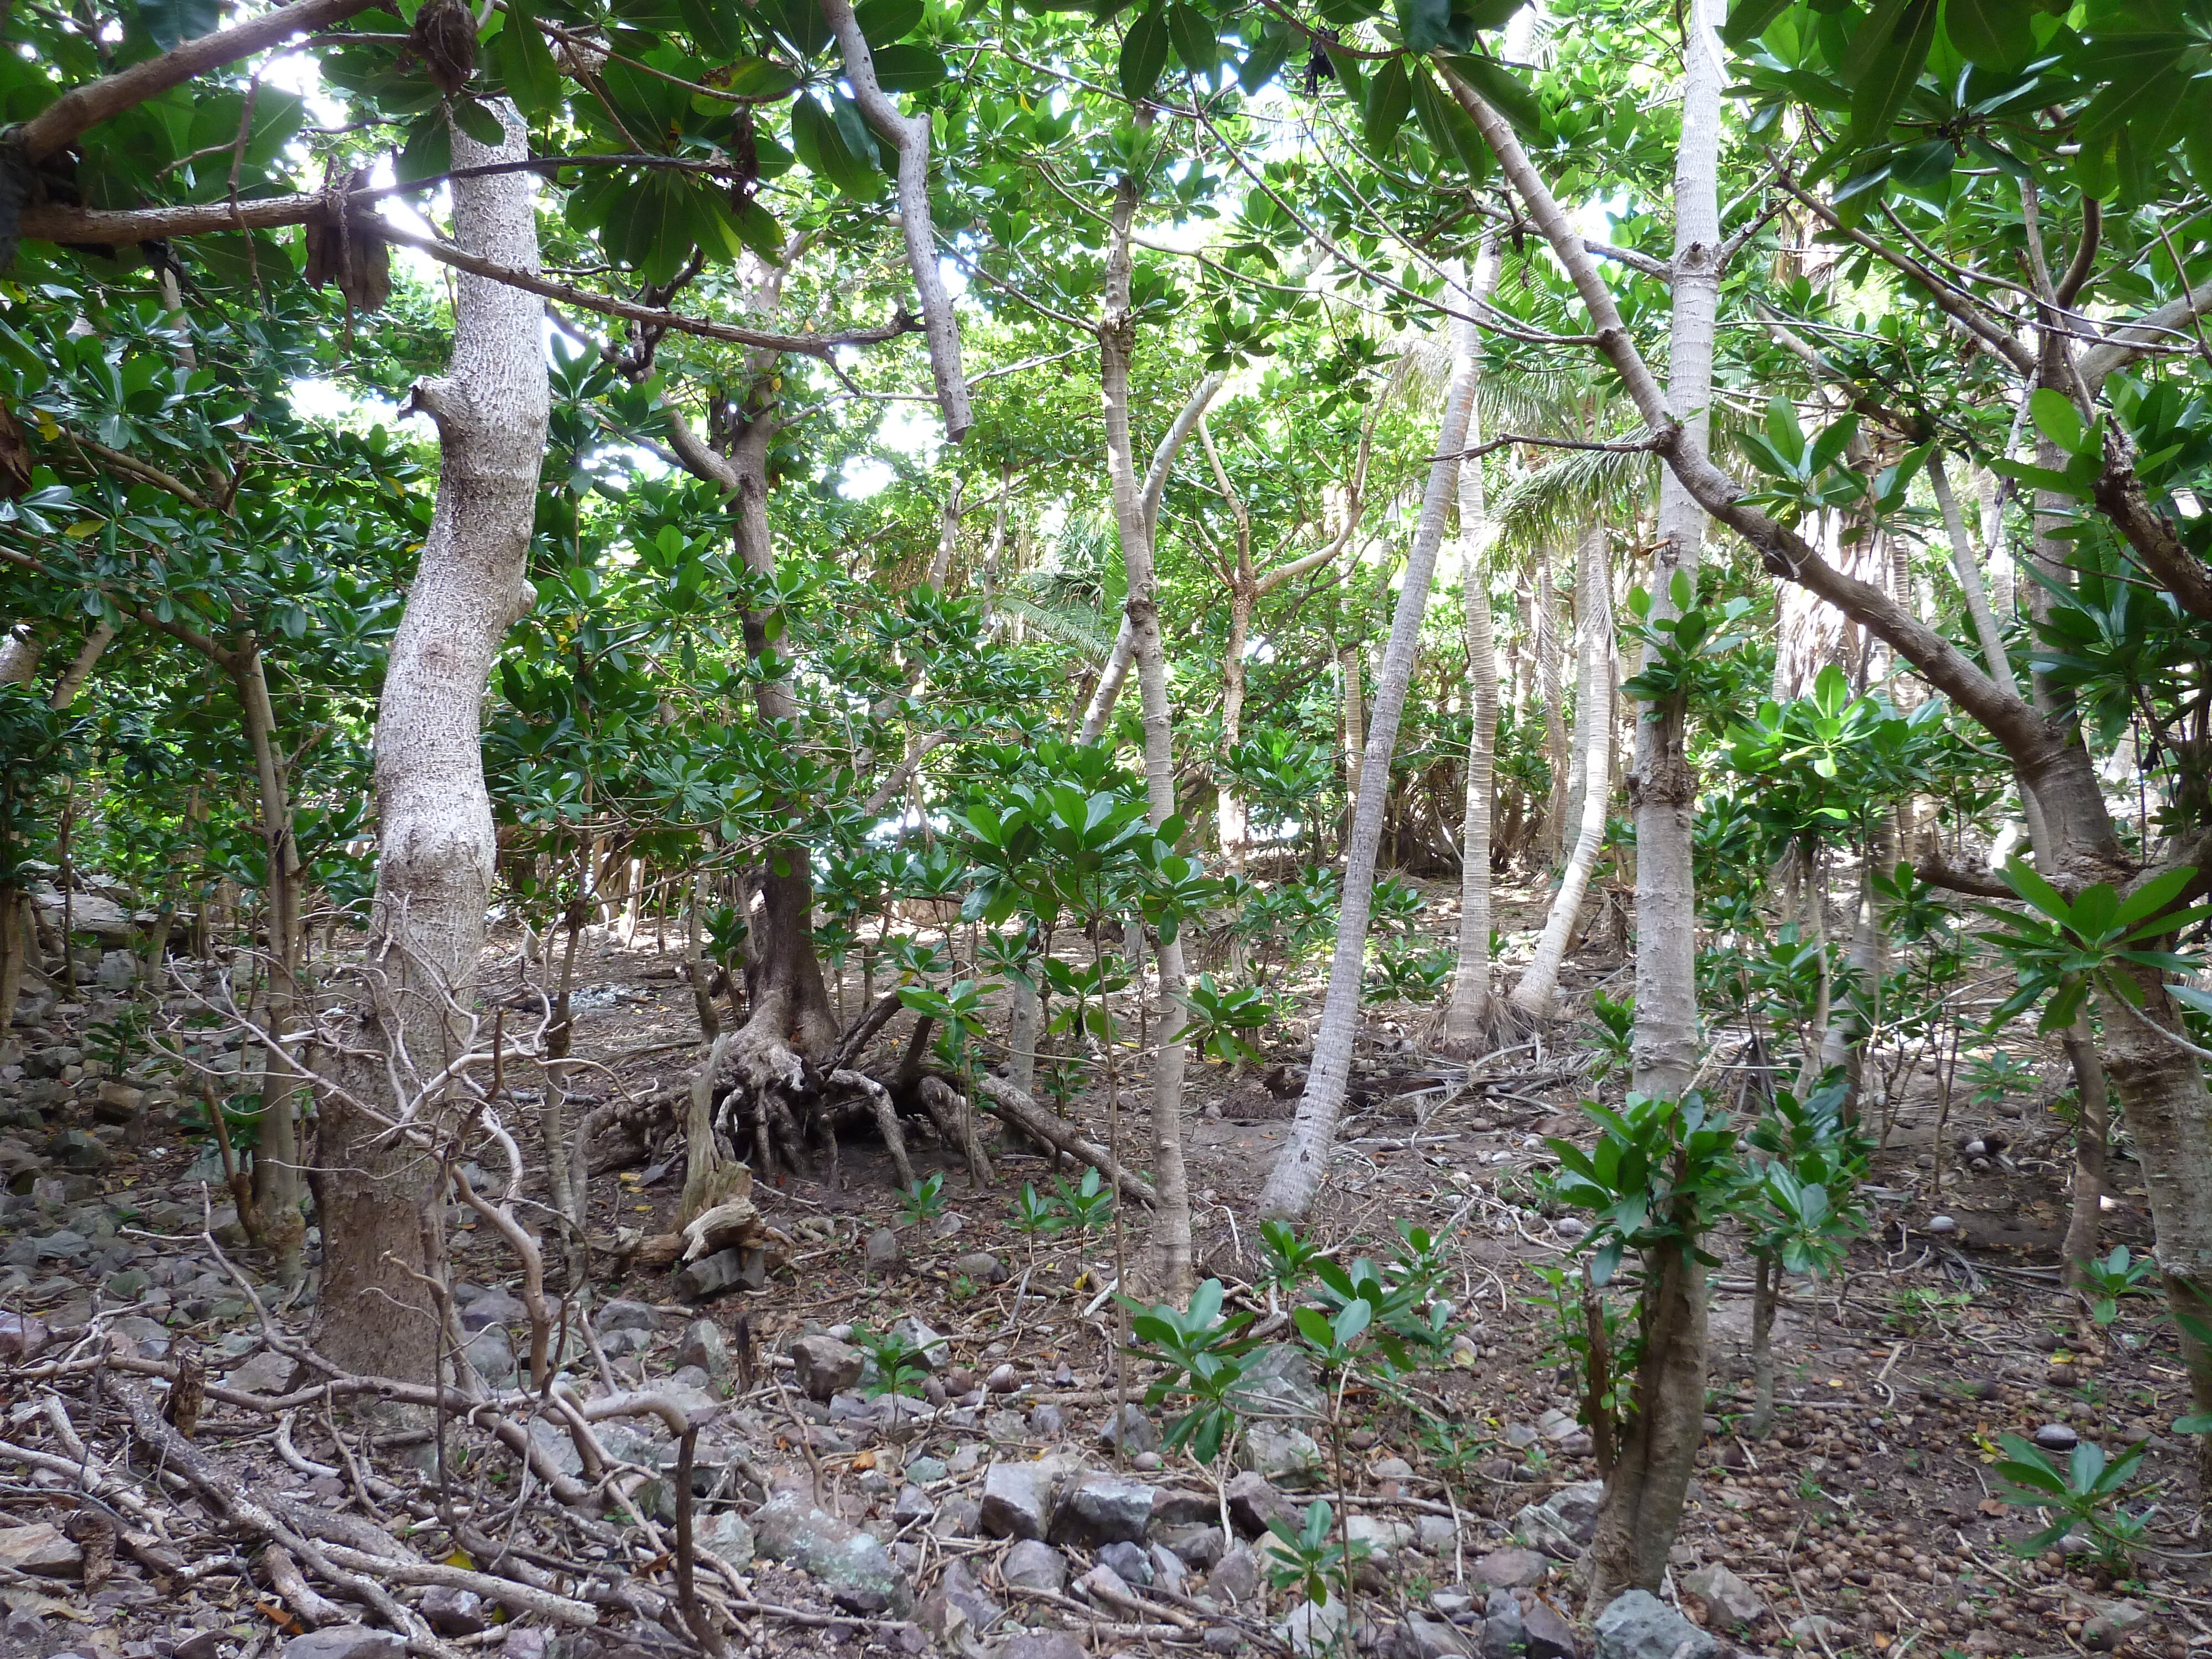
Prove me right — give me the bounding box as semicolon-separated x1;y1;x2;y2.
2033;1422;2081;1452
1928;1215;1958;1234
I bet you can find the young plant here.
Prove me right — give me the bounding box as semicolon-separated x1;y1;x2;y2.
1261;1499;1370;1609
1991;1433;2148;1566
853;1326;933;1400
1054;1166;1114;1234
1975;859;2208;1034
2078;1245;2158;1328
898;1171;947;1227
1584;990;1635;1088
1125;1277;1254;1460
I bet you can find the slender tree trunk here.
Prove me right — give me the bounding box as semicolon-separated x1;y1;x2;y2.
237;645;305;1286
1258;310;1479;1220
1441;247;1503;1053
2060;1017;2110;1285
1101;166;1194;1297
46;620;114;710
1536;548;1571;864
1512;524;1613;1018
1628;0;1722;1100
1079;619;1136;743
1219;585;1255;865
316;102;547;1385
1339;641;1364;854
1818;813;1893;1117
1747;1254;1779;1438
0;623;45;687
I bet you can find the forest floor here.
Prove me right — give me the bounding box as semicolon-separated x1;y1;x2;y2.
0;876;2200;1659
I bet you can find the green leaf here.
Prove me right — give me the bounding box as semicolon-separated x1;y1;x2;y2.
790;93;883;198
2030;389;2089;456
1400;0;1473;51
1842;0;1938;148
1410;66;1491;176
451;94;508;145
1168;2;1219;69
1364;56;1413;150
855;0;926;43
496;0;564;119
398;107;455;184
1120;3;1172;99
1442;53;1540;135
135;0;221;50
1941;0;2033;67
1998;855;2074;925
870;41;949;89
1722;0;1795;45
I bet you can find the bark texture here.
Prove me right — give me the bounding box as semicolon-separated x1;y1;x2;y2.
317;103;547;1385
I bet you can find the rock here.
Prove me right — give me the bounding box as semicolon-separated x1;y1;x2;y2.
697;1511;754;1567
906;1455;949;1485
866;1227;902;1273
1150;1541;1187;1597
1512;1481;1605;1553
893;1484;934;1524
1229;1344;1327;1420
1928;1214;1958;1234
285;1632;409;1659
1594;1590;1717;1659
1397;1612;1475;1659
1029;1402;1065;1438
1537;1408;1579;1442
1100;1538;1154;1585
753;1491;911;1614
889;1315;948;1370
1522;1598;1578;1659
937;1559;1002;1633
1076;1561;1134;1605
1789;1616;1839;1644
95;952;135;993
954;1250;1009;1284
92;1080;143;1123
1050;1471;1156;1547
985;1361;1020;1393
980;1459;1052;1540
48;1130;109;1171
461;1287;528;1331
1003;1538;1069;1593
421;1585;490;1635
0;1311;51;1359
1280;1597;1350;1656
1240;1422;1325;1486
680;1319;730;1376
985;1408;1029;1442
2084;1600;2151;1651
1000;1637;1087;1659
100;1265;148;1300
792;1334;866;1401
1160;1522;1228;1569
1226;1470;1298;1540
1211;1543;1261;1606
2033;1422;2080;1452
1681;1563;1767;1630
226;1350;296;1395
676;1246;757;1300
596;1298;661;1334
0;1522;79;1575
1470;1548;1543;1588
1480;1589;1525;1659
1099;1401;1161;1454
1204;1627;1244;1654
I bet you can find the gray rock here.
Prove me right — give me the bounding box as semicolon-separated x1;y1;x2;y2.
1000;1637;1087;1659
1280;1597;1350;1656
1594;1590;1715;1659
225;1350;296;1395
0;1523;79;1575
1240;1422;1325;1486
892;1484;934;1524
1399;1612;1475;1659
48;1130;109;1171
1048;1471;1156;1547
1229;1344;1327;1421
2034;1422;2081;1452
102;1266;149;1300
285;1632;409;1659
1481;1589;1526;1659
1211;1543;1261;1606
461;1287;528;1331
462;1323;518;1389
1205;1627;1245;1655
1149;1541;1187;1597
1099;1540;1154;1585
1512;1480;1605;1553
1788;1616;1839;1645
95;952;135;993
1417;1515;1460;1556
1472;1548;1545;1589
1225;1470;1298;1540
1348;1514;1413;1559
985;1407;1029;1442
791;1334;866;1401
889;1315;948;1370
596;1298;661;1335
980;1459;1051;1540
953;1250;1008;1284
2084;1600;2151;1652
697;1511;754;1567
1029;1402;1065;1438
936;1558;1002;1634
1522;1597;1578;1659
675;1246;754;1301
0;1311;49;1360
906;1455;949;1485
1003;1538;1069;1593
1159;1522;1228;1569
1075;1561;1134;1606
421;1584;490;1635
866;1227;902;1273
680;1319;730;1376
1099;1401;1161;1454
1681;1563;1767;1629
753;1491;911;1614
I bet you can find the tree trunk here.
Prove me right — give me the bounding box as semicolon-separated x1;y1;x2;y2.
1101;166;1194;1298
1440;247;1503;1054
1512;524;1613;1019
237;645;306;1287
1628;0;1722;1101
0;623;45;688
1218;584;1255;864
1258;312;1479;1220
1585;1231;1710;1603
46;620;115;710
2060;1016;2110;1286
316;102;547;1386
1747;1253;1779;1438
1339;640;1364;853
1536;547;1571;864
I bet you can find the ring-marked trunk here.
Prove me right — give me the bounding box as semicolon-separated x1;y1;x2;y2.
316;102;547;1385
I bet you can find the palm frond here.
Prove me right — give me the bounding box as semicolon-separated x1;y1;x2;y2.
993;594;1120;659
1491;441;1658;555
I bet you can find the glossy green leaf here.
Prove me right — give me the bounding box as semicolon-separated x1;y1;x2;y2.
495;0;564;119
1442;52;1539;135
1120;3;1172;99
1167;2;1219;69
135;0;221;50
451;93;508;145
1364;55;1413;150
397;106;455;184
1940;0;2033;67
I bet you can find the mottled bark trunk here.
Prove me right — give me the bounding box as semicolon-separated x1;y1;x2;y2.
317;102;547;1385
46;620;114;710
1536;549;1570;864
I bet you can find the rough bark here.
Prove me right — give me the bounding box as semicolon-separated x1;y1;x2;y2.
1512;524;1613;1019
1536;550;1571;864
0;623;44;687
1258;311;1479;1220
316;102;547;1385
238;645;306;1287
45;620;114;709
1627;0;1722;1102
1100;166;1195;1298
